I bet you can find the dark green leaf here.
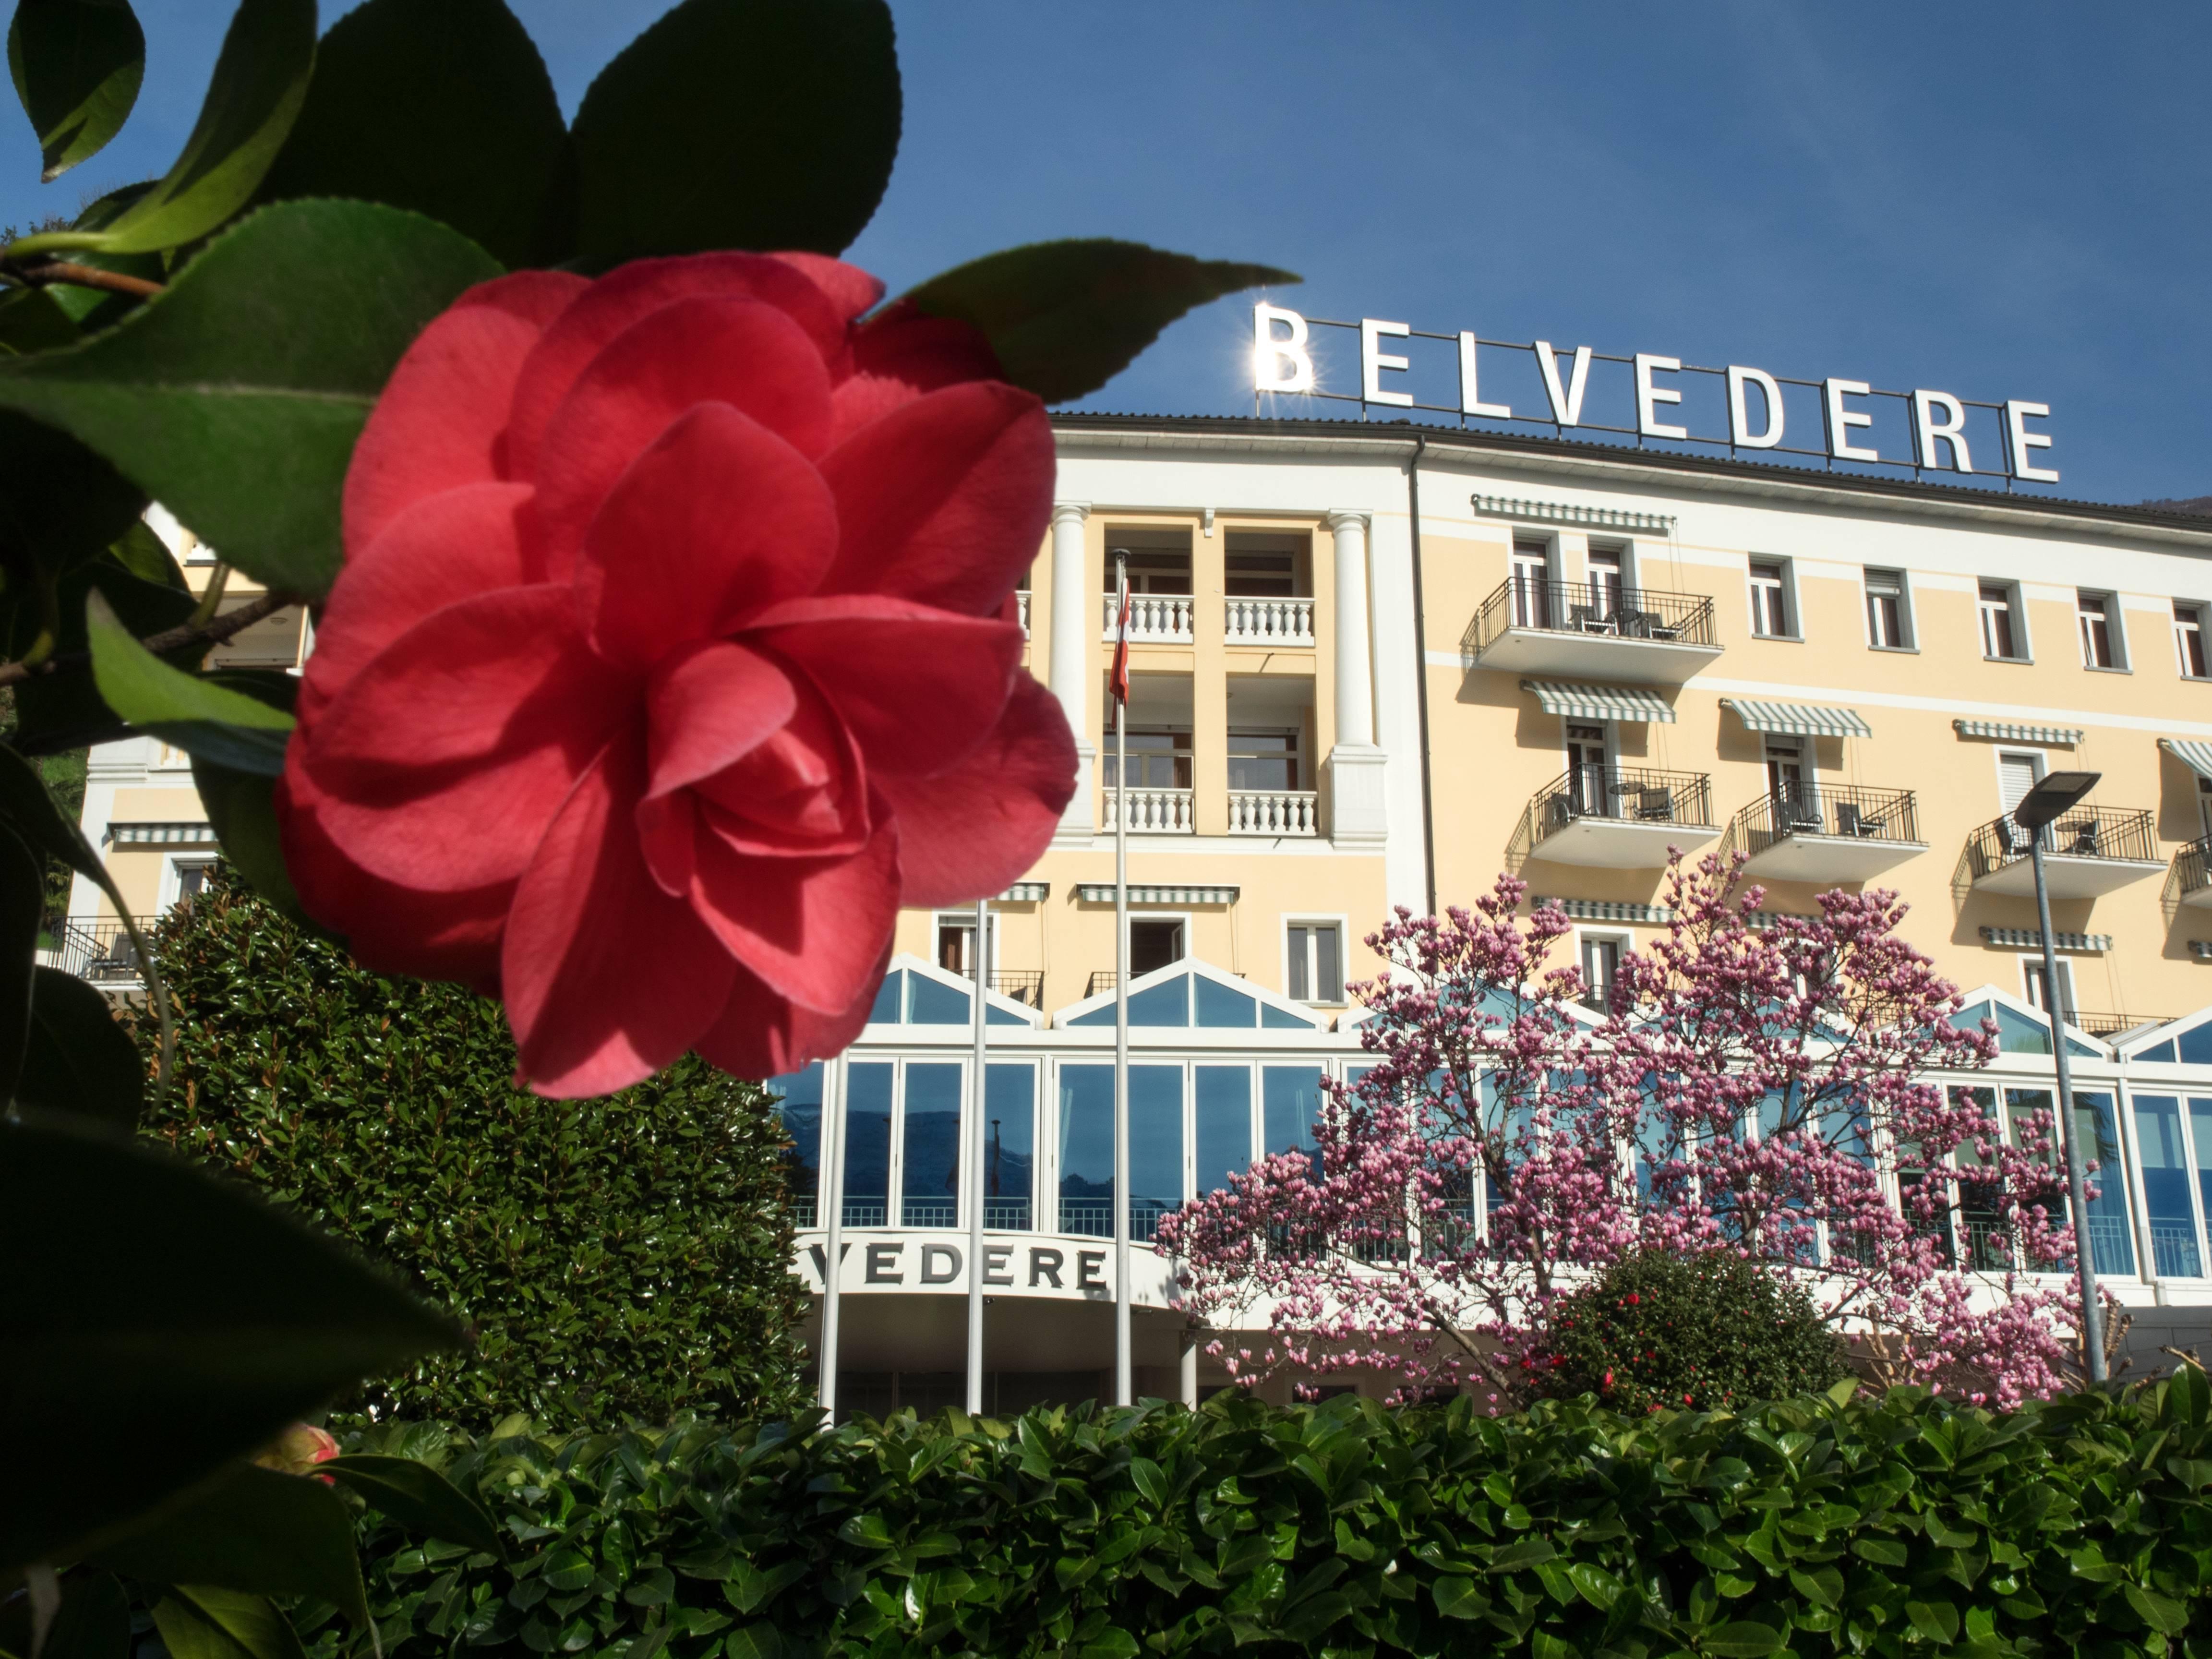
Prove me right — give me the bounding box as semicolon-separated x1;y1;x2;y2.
54;0;313;254
166;1589;304;1659
1431;1575;1484;1620
1487;1538;1558;1574
18;964;141;1127
6;0;143;180
0;405;145;577
0;286;79;353
0;199;501;595
9;559;193;755
2124;1584;2189;1635
41;1571;128;1659
0;1110;457;1564
2168;1359;2209;1429
1702;1623;1787;1658
254;0;567;269
571;0;898;264
86;588;292;772
0;738;102;879
192;751;305;919
905;239;1298;405
324;1454;505;1562
105;517;184;589
1905;1600;1960;1644
92;1463;367;1625
0;820;44;1095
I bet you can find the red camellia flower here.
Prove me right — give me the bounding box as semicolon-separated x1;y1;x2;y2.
277;252;1075;1096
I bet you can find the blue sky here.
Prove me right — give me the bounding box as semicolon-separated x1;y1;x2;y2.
6;2;2207;505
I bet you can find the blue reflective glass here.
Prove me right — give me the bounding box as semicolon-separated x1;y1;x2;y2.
1058;1065;1115;1236
1992;1002;2054;1056
1196;1066;1253;1194
843;1062;894;1226
1194;975;1256;1027
1068;1000;1116;1026
765;1064;824;1217
982;1064;1034;1229
1262;1002;1314;1028
1130;1066;1183;1239
1130;976;1190;1026
901;1062;963;1226
2184;1024;2212;1066
2070;1091;2135;1275
868;972;903;1024
986;1001;1027;1026
2191;1100;2212;1266
1264;1066;1325;1170
2141;1039;2181;1063
909;974;971;1024
2133;1094;2201;1277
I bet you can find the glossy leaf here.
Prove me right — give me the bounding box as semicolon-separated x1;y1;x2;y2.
18;965;140;1127
0;405;145;577
0;820;44;1098
255;0;567;269
39;1572;129;1659
0;1110;457;1565
571;0;898;264
324;1454;505;1561
0;740;106;883
58;0;313;254
0;285;78;353
6;0;143;180
192;750;306;919
86;588;292;772
0;200;501;595
904;239;1298;405
90;1463;368;1627
105;517;186;589
9;558;193;755
154;1591;303;1659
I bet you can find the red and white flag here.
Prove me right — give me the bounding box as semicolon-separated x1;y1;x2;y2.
1109;581;1131;705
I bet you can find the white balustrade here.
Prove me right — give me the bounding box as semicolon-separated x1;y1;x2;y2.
1103;787;1195;833
1016;590;1031;635
1224;596;1314;645
1102;592;1193;642
1227;791;1321;836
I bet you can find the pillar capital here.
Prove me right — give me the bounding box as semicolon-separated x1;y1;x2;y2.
1051;500;1093;528
1324;509;1369;533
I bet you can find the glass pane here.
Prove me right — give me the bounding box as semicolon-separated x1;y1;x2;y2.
2190;1099;2212;1259
909;974;971;1025
1262;1001;1315;1028
901;1062;963;1227
1264;1066;1326;1172
1316;926;1341;1001
2133;1094;2200;1277
986;1001;1027;1027
2184;1025;2212;1066
1287;929;1310;1000
1195;1066;1253;1194
982;1063;1034;1230
844;1062;894;1227
765;1064;824;1226
1058;1064;1115;1236
2070;1091;2135;1275
868;972;903;1024
1194;975;1256;1027
2141;1040;2180;1063
1129;975;1189;1026
1130;1066;1184;1241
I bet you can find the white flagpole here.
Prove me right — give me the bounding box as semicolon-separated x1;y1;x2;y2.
964;895;990;1415
1113;551;1133;1408
818;1057;846;1418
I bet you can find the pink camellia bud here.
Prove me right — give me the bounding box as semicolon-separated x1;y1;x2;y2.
256;1423;341;1483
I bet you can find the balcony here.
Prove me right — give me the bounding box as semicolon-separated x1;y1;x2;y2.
1225;597;1313;646
1523;766;1719;868
1963;805;2162;899
1015;591;1031;634
1227;790;1319;836
40;917;142;985
1465;577;1721;685
1726;783;1926;884
2174;835;2212;911
1103;592;1192;643
1104;787;1194;833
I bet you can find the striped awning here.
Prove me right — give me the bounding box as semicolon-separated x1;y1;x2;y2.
1533;897;1672;925
1954;719;2082;745
1722;699;1872;740
2162;739;2212;783
1520;679;1675;724
106;821;216;846
1981;926;2111;953
1075;884;1238;906
998;882;1049;903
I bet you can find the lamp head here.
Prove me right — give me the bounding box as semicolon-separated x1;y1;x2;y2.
2013;770;2100;831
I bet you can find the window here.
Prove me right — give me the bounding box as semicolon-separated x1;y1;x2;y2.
1979;582;2024;660
165;856;217;910
1129;918;1185;977
1101;728;1191;789
1765;735;1813;824
1997;750;2044;826
1225;550;1295;597
2023;958;2079;1027
1564;721;1609;816
1579;933;1623;1012
2077;590;2125;669
1748;560;1791;637
1106;546;1190;595
1287;922;1343;1003
2178;603;2209;679
2198;774;2212;842
1227;728;1299;791
935;912;996;977
1587;542;1626;616
1511;537;1551;629
1865;567;1912;649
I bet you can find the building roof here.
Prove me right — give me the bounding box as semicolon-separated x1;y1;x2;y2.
1050;411;2212;545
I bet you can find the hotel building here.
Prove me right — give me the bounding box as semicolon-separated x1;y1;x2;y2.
61;415;2212;1411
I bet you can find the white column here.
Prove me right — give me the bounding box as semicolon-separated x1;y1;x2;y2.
1049;501;1095;841
1325;510;1388;847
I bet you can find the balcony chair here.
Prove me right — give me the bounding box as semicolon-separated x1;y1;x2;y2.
2065;820;2102;857
1635;786;1675;823
1834;802;1877;839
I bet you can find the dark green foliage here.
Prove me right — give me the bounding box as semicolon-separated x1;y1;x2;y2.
288;1377;2212;1659
138;869;813;1431
1537;1248;1850;1415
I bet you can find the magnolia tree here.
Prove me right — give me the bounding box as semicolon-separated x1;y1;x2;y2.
1157;854;2084;1409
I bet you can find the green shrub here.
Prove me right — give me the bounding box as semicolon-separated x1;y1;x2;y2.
137;868;811;1431
1536;1248;1849;1413
295;1377;2212;1658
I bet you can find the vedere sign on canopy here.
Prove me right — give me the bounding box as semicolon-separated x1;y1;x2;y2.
1252;303;2059;483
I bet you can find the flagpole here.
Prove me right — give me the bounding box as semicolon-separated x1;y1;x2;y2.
818;1056;846;1419
964;894;989;1416
1113;550;1133;1409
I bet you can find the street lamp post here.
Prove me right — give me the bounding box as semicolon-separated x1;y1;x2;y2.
2013;769;2106;1383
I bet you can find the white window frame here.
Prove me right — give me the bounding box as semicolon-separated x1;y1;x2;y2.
1978;579;2030;661
1575;929;1629;1012
160;854;220;911
1510;532;1558;629
1863;566;1915;650
2021;957;2080;1027
2076;589;2129;672
931;909;1000;978
1283;915;1349;1006
1124;910;1193;978
2176;601;2210;680
1746;556;1797;640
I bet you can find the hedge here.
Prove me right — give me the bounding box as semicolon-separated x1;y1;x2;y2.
301;1377;2212;1659
137;868;812;1430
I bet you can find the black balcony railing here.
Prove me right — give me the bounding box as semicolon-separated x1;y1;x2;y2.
2075;1011;2172;1038
1962;804;2157;882
941;964;1044;1008
1729;782;1921;855
1467;576;1718;656
44;917;141;983
1085;970;1118;999
1529;765;1714;840
2175;833;2212;901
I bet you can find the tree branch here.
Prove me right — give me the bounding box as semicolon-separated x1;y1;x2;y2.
0;588;301;690
2;259;164;300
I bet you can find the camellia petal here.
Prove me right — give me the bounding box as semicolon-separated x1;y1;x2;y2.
769;252;885;322
531;297;834;582
579;404;839;669
693;952;885;1082
688;812;899;1014
872;674;1077;908
643;640;799;801
343;270;587;554
828;297;1006;445
502;738;738;1098
818;381;1053;615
